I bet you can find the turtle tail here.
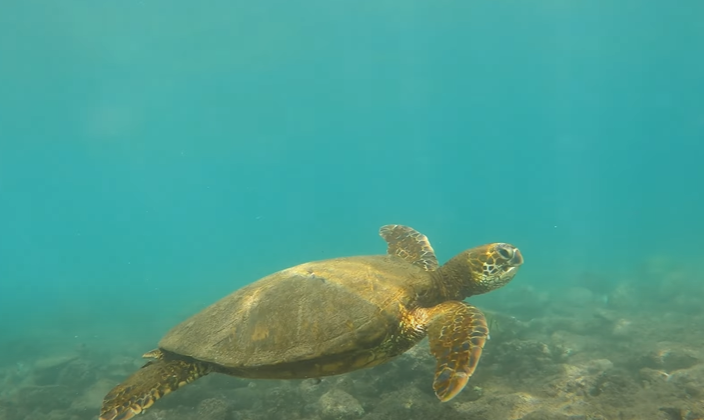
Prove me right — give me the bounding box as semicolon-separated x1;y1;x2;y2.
99;357;210;420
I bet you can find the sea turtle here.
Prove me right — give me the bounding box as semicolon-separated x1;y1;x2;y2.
100;224;523;420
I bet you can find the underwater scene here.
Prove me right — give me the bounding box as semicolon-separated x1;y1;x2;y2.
1;1;703;420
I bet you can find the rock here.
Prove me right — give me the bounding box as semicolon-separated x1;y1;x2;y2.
70;378;116;412
543;359;613;398
606;283;639;310
141;408;193;420
641;344;700;372
0;401;16;420
371;387;460;420
197;397;231;420
32;354;80;386
14;385;74;412
658;406;704;420
488;339;562;381
483;310;529;342
492;285;550;320
219;384;261;411
667;364;704;397
318;388;364;420
520;409;573;420
454;392;541;419
561;287;597;309
56;358;97;389
611;318;634;337
549;330;590;361
639;368;672;385
33;355;79;371
262;382;304;414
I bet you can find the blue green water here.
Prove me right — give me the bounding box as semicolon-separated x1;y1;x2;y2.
0;0;702;361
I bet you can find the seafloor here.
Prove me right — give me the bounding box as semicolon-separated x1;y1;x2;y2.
1;257;702;420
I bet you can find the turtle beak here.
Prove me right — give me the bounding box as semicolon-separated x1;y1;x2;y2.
510;248;524;267
500;247;523;282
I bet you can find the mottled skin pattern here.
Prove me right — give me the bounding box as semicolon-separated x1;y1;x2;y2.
99;225;523;420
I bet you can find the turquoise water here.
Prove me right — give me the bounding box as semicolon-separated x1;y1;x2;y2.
0;1;702;418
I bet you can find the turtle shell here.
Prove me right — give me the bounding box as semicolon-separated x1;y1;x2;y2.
158;255;433;374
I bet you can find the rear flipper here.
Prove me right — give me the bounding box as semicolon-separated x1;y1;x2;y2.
419;301;488;402
100;351;210;420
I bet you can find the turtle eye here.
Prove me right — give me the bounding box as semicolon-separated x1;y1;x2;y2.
497;245;513;260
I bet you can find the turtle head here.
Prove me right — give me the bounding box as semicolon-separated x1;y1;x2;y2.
441;243;523;298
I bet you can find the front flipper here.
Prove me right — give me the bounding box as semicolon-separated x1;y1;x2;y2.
100;351;210;420
418;301;489;402
379;224;439;271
